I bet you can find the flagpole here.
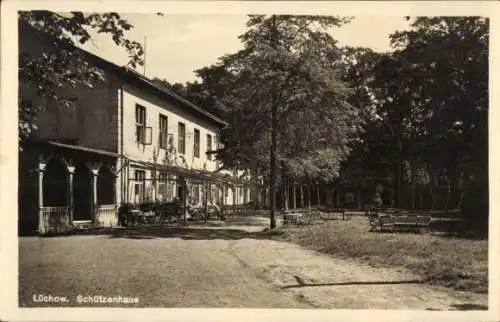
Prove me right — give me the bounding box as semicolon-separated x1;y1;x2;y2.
143;36;147;76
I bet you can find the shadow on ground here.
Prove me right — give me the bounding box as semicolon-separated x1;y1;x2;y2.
106;226;284;240
450;303;488;311
281;275;424;289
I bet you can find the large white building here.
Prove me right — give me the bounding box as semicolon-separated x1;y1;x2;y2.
18;22;251;235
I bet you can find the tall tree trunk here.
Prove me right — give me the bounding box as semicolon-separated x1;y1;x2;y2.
268;15;279;229
430;176;437;210
307;185;312;208
284;183;289;211
419;186;424;209
269;106;278;228
397;159;404;208
336;188;340;207
300;185;304;208
281;161;288;213
444;176;451;213
292;182;297;209
411;161;416;210
392;165;399;208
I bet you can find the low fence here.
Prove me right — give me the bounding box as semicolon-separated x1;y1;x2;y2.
96;204;117;227
221;204;254;216
39;206;71;235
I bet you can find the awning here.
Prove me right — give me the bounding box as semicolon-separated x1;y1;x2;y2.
127;159;250;185
43;140;120;158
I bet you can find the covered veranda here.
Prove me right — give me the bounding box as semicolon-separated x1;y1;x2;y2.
19;140;119;235
121;159;253;219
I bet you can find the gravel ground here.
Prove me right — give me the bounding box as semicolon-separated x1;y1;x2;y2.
18;217;488;309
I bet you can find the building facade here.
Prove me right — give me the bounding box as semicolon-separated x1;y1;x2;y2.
18;22;250;235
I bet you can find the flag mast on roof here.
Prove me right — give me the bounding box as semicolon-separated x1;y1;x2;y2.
143;35;147;76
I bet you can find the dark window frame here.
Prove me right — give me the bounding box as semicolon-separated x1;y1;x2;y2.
206;133;212;160
178;122;186;154
193;128;200;158
159;114;168;149
135;104;146;144
134;169;146;203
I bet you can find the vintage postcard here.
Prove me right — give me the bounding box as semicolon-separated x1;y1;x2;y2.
1;1;499;321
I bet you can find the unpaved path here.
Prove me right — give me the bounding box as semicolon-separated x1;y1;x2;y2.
19;223;487;309
227;237;487;310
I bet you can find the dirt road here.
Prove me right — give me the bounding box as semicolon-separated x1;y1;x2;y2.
19;221;488;309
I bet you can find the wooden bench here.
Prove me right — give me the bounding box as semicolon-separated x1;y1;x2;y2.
283;209;319;225
320;208;349;221
222;204;252;216
370;214;432;232
301;211;322;225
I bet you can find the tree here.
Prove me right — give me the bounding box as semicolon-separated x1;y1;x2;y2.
395;17;488;232
18;11;145;146
338;17;488;220
208;15;360;228
152;64;234;121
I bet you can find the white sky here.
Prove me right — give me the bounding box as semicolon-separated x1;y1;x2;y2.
80;14;412;83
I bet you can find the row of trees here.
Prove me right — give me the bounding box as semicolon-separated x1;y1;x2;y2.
19;13;489;232
153;16;489;231
340;17;488;232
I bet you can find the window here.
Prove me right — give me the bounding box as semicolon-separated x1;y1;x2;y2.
157;172;174;201
215;135;221;168
135;105;146;144
193;184;200;205
189;183;200;205
178;122;186;154
206;134;212;160
134;170;145;203
159;114;168;149
193;128;200;158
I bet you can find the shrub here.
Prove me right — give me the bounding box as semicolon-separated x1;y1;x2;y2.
117;203;136;227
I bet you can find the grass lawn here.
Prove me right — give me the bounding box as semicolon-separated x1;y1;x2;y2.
275;216;488;294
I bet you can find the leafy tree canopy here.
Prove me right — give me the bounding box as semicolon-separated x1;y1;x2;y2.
19;11;144;145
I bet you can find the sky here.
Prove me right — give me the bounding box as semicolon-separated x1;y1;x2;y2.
80;14;412;84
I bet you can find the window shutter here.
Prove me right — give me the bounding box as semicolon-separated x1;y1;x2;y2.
144;127;153;145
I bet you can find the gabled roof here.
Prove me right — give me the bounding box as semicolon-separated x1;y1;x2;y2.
20;21;228;128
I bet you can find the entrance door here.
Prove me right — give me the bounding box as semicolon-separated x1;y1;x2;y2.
177;185;184;202
74;164;92;221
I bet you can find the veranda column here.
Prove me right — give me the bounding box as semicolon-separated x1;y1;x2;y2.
90;168;100;223
204;181;209;215
316;183;321;205
67;166;75;226
183;179;189;226
221;183;225;207
153;168;157;201
37;162;46;234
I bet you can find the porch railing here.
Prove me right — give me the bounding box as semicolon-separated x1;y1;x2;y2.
39;206;71;235
96;204;117;227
